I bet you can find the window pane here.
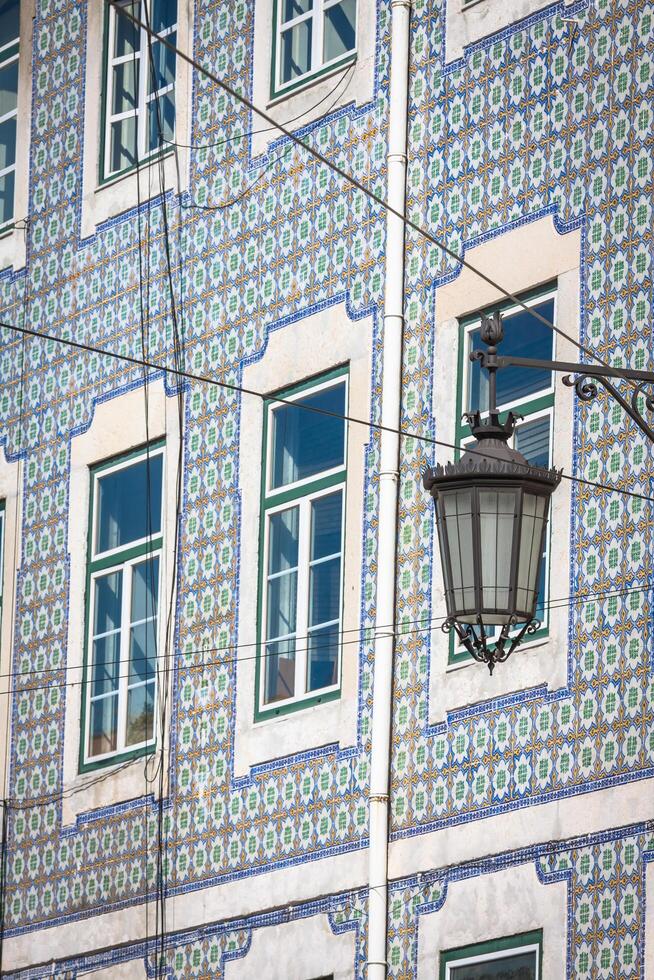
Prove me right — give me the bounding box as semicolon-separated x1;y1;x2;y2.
280;19;312;83
515;415;550;468
0;170;14;224
91;633;121;697
266;569;297;640
0;115;15;168
309;556;340;626
0;60;18;116
151;0;176;32
96;452;163;553
110;114;137;173
450;950;537;979
131;555;159;622
311;491;342;561
269;507;299;574
281;0;312;23
89;695;118;756
93;570;123;636
479;489;516;614
442;490;475;613
112;59;139;114
271;381;345;489
0;0;19;44
148;35;176;93
125;681;155;745
323;0;356;62
113;1;140;58
265;638;295;702
468;298;555;411
147;88;175;151
307;623;338;691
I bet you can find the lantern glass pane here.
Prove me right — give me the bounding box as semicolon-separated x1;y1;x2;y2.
441;490;475;616
479;489;517;621
516;493;547;615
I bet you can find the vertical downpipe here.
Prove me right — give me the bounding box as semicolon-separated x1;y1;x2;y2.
367;1;411;977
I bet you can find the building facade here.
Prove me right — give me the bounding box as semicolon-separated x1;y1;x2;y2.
0;0;653;976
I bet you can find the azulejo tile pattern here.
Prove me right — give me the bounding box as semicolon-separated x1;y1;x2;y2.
0;0;651;975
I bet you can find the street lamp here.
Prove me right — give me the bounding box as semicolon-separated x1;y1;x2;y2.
424;307;654;673
423;313;562;673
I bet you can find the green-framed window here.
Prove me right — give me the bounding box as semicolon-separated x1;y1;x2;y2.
451;287;556;665
80;442;164;771
256;367;348;719
0;0;20;226
440;930;542;979
271;0;357;99
101;0;177;183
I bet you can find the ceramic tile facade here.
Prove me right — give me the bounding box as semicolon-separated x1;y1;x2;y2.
0;0;652;975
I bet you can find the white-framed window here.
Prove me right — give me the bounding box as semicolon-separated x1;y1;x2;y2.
442;936;541;979
102;0;177;182
272;0;357;97
0;0;20;227
453;288;556;664
257;368;348;717
82;443;164;769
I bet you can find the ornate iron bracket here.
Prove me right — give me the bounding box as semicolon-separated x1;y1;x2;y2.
562;373;654;443
442;616;540;674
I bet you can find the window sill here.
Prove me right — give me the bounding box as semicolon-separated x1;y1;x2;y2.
96;148;175;193
446;633;549;674
254;687;341;724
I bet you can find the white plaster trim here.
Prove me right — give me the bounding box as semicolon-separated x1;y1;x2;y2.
0;447;21;799
225;912;356;980
250;0;375;157
417;863;565;978
428;217;580;721
0;0;33;273
61;380;181;826
3;777;651;970
234;304;372;777
444;0;576;65
80;0;192;240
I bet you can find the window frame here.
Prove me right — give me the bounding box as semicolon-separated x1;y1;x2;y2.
450;285;557;666
255;366;349;721
99;0;177;185
270;0;358;100
0;2;20;230
79;440;165;772
440;930;543;980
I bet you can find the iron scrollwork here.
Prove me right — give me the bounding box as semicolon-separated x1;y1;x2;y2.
563;373;654;443
442;616;541;674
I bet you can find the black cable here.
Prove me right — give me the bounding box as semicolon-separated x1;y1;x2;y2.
105;0;653;406
1;319;652;505
0;579;651;698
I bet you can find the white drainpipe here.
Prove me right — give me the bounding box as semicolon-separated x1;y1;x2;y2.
367;1;411;977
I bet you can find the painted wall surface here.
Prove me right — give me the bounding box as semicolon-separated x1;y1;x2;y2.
0;0;652;976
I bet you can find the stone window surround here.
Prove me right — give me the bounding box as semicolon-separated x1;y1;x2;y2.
234;302;372;777
444;0;576;65
250;0;375;158
0;0;33;274
0;447;21;800
62;379;180;826
428;215;580;722
80;0;192;241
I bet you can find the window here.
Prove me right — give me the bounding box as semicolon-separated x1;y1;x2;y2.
81;443;164;769
452;288;556;664
272;0;357;97
101;0;177;181
257;368;347;717
0;0;19;227
441;932;542;979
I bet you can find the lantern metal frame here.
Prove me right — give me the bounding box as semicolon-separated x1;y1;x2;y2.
423;310;654;673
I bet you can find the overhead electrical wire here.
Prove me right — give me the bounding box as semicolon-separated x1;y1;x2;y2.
0;318;652;506
105;0;653;407
0;579;650;699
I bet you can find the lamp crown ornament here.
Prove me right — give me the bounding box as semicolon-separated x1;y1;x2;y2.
479;310;504;347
